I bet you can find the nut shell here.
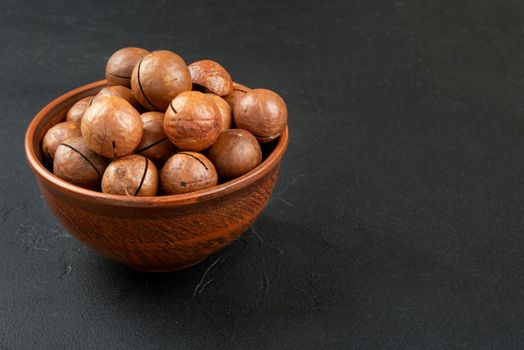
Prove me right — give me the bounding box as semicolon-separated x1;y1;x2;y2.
102;155;158;196
224;82;251;112
81;96;143;158
131;50;192;111
161;152;218;195
207;94;232;132
135;112;176;165
42;121;82;159
92;86;139;109
164;91;222;151
66;96;94;123
209;129;262;179
53;136;108;190
188;60;233;96
234;88;287;143
106;47;149;87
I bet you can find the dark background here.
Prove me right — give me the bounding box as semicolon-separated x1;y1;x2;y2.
2;0;524;348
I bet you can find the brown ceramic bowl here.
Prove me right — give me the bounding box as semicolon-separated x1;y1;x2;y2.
25;80;288;272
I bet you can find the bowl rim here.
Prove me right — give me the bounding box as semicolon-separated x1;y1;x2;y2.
25;80;289;208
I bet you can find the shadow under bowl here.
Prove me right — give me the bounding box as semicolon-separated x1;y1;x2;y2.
24;80;288;272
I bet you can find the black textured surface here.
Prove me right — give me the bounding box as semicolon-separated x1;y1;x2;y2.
3;0;524;348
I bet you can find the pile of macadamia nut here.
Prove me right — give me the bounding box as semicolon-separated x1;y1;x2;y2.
42;47;288;196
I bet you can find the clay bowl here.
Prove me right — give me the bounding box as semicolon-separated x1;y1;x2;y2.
25;80;288;272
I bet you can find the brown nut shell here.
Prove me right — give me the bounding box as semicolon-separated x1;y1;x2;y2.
135;112;176;165
42;121;82;160
102;155;158;196
160;152;217;195
223;82;251;112
207;94;232;132
164;91;222;151
188;60;233;96
209;129;262;179
81;96;143;158
131;50;192;111
53;136;108;190
233;88;288;143
66;96;94;123
106;47;149;87
92;86;139;109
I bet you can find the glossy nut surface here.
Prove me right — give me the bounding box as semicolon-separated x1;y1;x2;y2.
66;96;94;123
209;129;262;179
106;47;149;87
42;121;81;159
102;154;158;196
81;96;143;158
234;88;288;143
53;136;108;190
188;59;233;96
160;152;217;195
164;91;222;151
207;94;232;133
131;50;192;111
135;112;176;165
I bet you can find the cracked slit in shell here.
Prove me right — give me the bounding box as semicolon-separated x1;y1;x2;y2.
60;143;102;177
135;137;169;154
178;152;209;171
137;59;161;110
133;157;149;196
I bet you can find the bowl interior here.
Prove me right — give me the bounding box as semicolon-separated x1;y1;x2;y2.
25;80;289;207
